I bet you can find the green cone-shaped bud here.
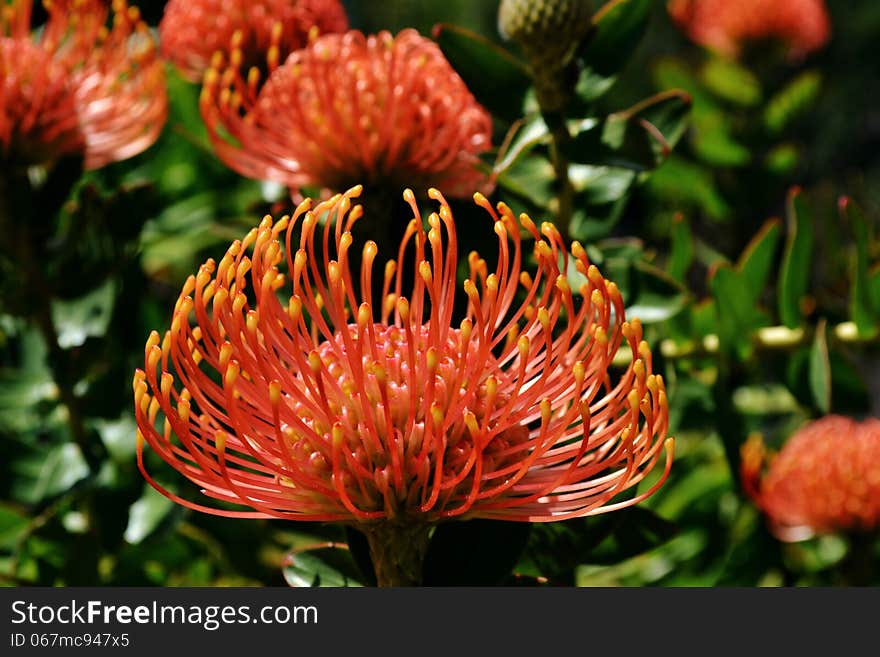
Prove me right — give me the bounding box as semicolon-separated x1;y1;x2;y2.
498;0;593;69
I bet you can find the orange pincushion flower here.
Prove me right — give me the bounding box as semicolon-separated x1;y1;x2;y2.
134;186;673;526
668;0;830;59
159;0;348;83
741;416;880;541
0;0;167;169
200;30;494;198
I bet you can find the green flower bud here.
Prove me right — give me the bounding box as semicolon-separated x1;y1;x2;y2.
498;0;593;70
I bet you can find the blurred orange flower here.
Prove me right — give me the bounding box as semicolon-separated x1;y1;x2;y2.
134;186;673;526
200;30;494;198
0;0;167;169
159;0;348;82
668;0;831;59
742;416;880;541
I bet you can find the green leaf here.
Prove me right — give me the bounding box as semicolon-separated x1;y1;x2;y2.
282;543;365;587
841;197;879;336
422;519;531;585
567;91;691;170
625;261;689;324
633;89;692;160
50;278;117;349
496;154;555;209
778;188;814;328
765;143;800;175
575;0;651;102
569;165;636;202
870;266;880;315
590;0;653;58
568;180;634;241
701;57;762;107
764;71;822;134
13;443;89;504
572;507;678;567
432;23;531;122
737;218;782;296
493;114;551;175
645;155;730;221
518;514;623;581
668;213;693;283
124;486;177;545
692;110;751;167
0;503;29;550
94;415;139;462
809;319;832;414
710;265;765;357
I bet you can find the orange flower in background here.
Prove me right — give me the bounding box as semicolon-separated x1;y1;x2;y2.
742;416;880;541
200;30;494;198
668;0;831;59
134;185;673;529
159;0;348;83
0;0;167;169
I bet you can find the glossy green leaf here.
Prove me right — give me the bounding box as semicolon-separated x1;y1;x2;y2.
778;187;814;328
283;543;365;587
13;443;89;504
422;519;531;585
841;197;879;336
569;165;636;202
568;181;634;241
432;23;531;122
578;0;651;76
575;0;651;103
567;119;654;171
625;261;689;324
124;486;177;545
496;154;555;209
567;91;691;170
50;279;117;349
493;114;550;175
737;218;782;297
809;319;832;414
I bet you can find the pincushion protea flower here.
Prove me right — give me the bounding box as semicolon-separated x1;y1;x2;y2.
200;30;493;198
668;0;830;59
159;0;348;83
742;416;880;542
0;0;167;169
134;186;673;585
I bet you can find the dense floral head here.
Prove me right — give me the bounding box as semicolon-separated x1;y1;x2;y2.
668;0;831;59
159;0;348;83
742;416;880;541
0;0;167;169
200;30;494;198
134;186;673;525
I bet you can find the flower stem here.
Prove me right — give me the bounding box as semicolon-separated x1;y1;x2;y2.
362;523;432;587
545;110;574;242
